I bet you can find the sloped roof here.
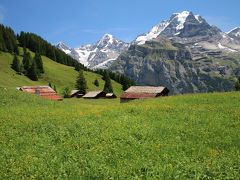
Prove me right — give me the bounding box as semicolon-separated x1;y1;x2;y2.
125;86;166;94
121;92;157;99
82;90;103;98
70;90;84;96
71;90;80;96
121;86;168;99
20;86;62;101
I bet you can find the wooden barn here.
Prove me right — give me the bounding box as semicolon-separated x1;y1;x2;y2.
19;86;63;101
120;86;169;102
70;90;84;98
82;90;106;99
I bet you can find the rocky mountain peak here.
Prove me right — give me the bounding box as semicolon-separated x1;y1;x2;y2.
135;11;220;44
96;33;117;48
57;33;129;69
56;41;71;53
228;27;240;39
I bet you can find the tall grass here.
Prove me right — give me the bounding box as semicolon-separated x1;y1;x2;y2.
0;88;239;179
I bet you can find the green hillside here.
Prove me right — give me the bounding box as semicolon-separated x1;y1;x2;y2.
0;51;123;96
0;88;239;179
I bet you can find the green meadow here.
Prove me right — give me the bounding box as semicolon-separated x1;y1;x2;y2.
0;88;239;179
0;51;123;96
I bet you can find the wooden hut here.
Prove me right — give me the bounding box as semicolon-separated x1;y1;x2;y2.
120;86;169;102
82;90;106;99
70;90;84;98
19;86;63;101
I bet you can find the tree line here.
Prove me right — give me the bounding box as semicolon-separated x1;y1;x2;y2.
0;24;18;54
94;69;135;90
17;31;86;71
1;23;135;89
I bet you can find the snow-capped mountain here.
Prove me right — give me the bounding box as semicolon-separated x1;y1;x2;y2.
228;27;240;40
110;11;240;95
134;11;240;53
56;34;129;69
135;11;219;44
57;11;240;70
56;41;72;54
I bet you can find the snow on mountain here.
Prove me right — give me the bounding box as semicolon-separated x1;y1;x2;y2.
228;27;240;39
57;11;240;69
174;11;190;30
135;11;190;44
56;34;129;69
56;41;71;54
135;11;214;45
135;21;170;45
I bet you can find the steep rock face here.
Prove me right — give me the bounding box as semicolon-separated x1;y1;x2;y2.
111;37;239;94
109;11;240;94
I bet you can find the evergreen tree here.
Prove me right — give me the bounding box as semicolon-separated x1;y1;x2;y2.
22;52;32;73
235;77;240;91
0;28;6;51
34;52;44;73
27;59;38;81
20;63;24;74
93;79;99;87
103;71;113;93
75;63;81;71
11;54;20;73
48;82;52;88
121;75;132;91
23;46;27;54
75;70;87;94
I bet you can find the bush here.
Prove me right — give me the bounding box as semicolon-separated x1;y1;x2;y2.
62;87;71;98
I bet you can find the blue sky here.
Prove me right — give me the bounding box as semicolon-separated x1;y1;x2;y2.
0;0;240;47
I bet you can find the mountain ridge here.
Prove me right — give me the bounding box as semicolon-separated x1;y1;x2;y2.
57;11;240;71
109;11;240;94
56;34;130;69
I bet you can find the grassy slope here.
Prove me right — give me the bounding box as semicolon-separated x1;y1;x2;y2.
0;51;122;96
0;88;239;179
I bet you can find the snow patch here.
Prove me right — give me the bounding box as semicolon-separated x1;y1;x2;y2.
227;27;239;34
92;58;117;69
174;11;190;30
136;21;170;45
218;43;237;52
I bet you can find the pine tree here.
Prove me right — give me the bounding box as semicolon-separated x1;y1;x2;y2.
93;79;99;87
22;52;32;73
11;54;20;73
34;52;44;73
48;82;52;88
20;62;24;74
27;59;38;81
75;63;81;71
103;71;113;93
75;70;87;94
121;75;132;91
0;28;6;51
235;77;240;91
